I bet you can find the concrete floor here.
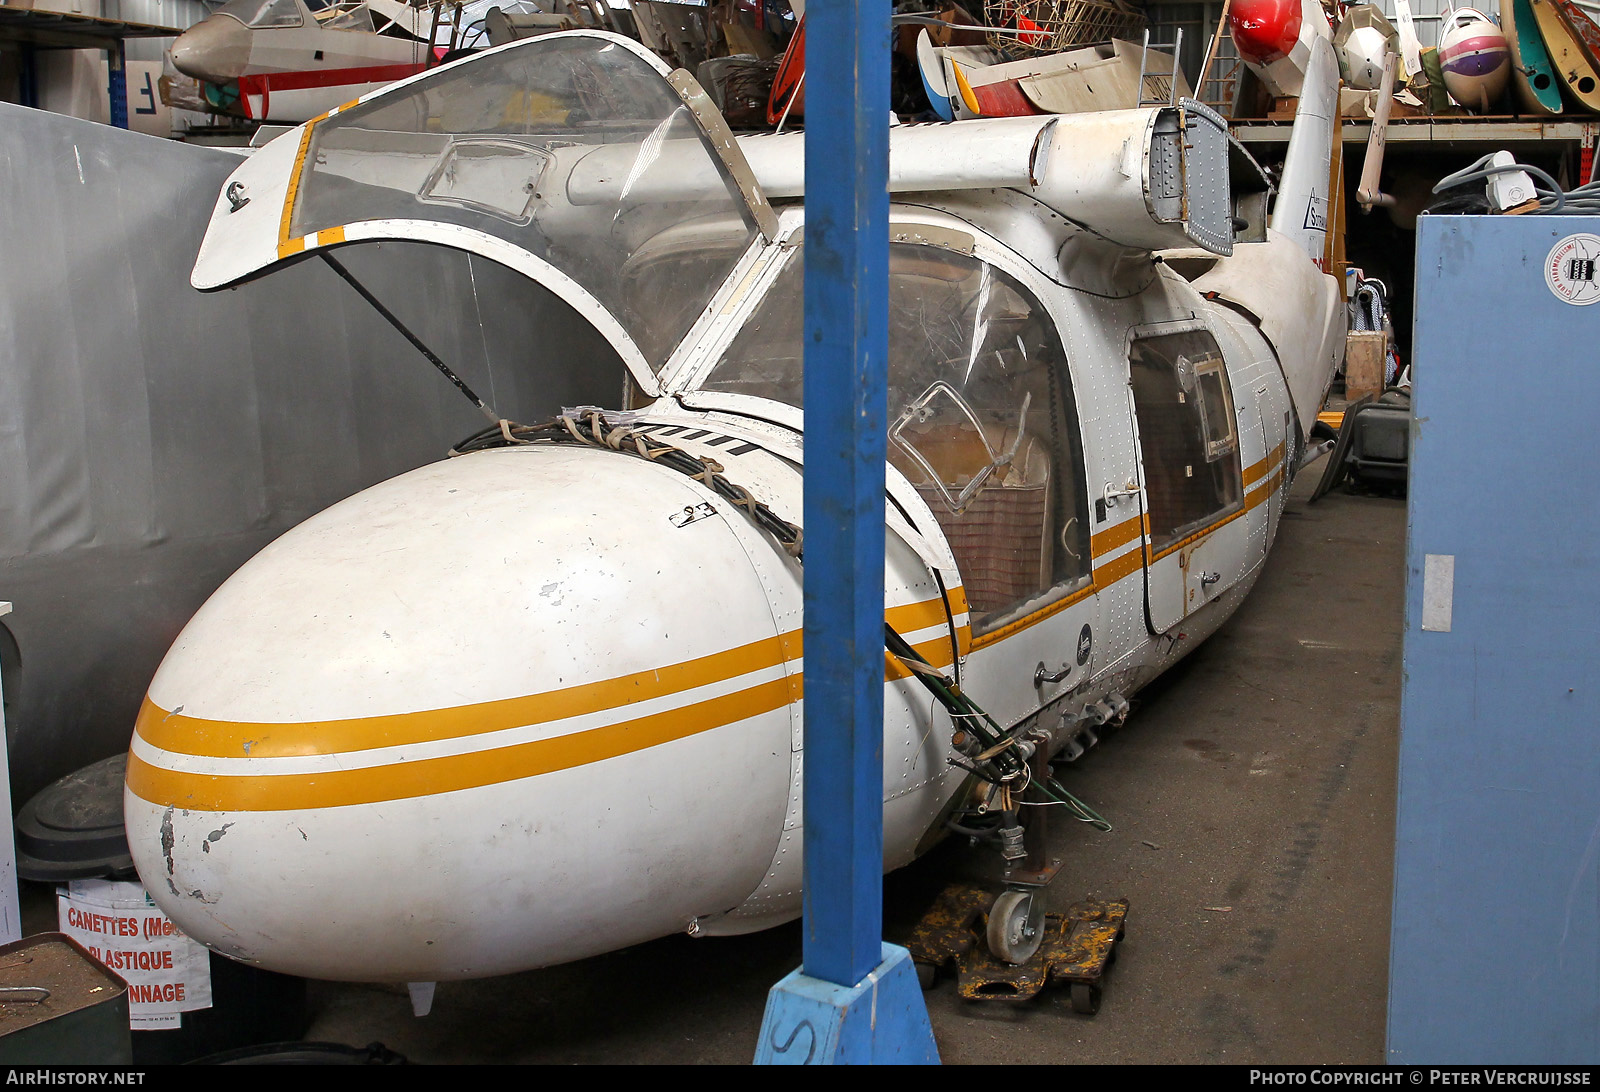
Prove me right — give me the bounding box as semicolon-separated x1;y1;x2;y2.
287;470;1408;1065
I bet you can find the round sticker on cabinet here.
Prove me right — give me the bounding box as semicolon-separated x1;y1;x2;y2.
1076;624;1093;666
1545;234;1600;306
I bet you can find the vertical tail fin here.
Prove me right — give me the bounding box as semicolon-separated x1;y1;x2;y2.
1269;33;1340;265
1209;0;1346;434
1230;0;1340;264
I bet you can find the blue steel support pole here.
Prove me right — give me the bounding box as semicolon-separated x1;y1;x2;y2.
108;39;128;130
801;0;892;989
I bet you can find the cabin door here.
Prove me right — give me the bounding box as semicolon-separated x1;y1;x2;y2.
876;247;1096;726
1123;322;1249;634
1252;385;1292;560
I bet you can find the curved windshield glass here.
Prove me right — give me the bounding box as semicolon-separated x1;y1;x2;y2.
702;244;1093;630
289;37;758;371
217;0;306;28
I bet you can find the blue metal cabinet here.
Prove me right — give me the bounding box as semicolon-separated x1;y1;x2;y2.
1389;215;1600;1063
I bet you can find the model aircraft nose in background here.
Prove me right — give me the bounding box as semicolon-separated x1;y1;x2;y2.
167;0;434;122
169;9;254;84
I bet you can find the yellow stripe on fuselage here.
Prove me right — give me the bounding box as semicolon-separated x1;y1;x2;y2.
1243;441;1284;488
129;590;964;811
137;629;803;761
884;596;949;637
136;595;965;763
128;674;798;813
971;441;1286;648
130;438;1292;812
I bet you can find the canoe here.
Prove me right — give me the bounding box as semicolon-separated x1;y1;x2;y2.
1504;0;1564;114
1552;0;1600;65
1529;0;1600;112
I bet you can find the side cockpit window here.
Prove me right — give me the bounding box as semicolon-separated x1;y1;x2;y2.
701;242;1092;633
884;251;1089;631
1127;327;1242;553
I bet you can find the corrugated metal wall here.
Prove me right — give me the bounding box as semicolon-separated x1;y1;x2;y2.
1143;1;1237;108
1373;0;1500;50
113;0;211;62
104;0;212;27
27;0;211;59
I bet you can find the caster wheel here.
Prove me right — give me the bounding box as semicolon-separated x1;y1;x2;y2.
1069;981;1102;1014
1106;925;1125;966
915;961;937;990
986;889;1044;965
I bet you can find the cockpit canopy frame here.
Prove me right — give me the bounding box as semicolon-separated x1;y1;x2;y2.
192;31;778;396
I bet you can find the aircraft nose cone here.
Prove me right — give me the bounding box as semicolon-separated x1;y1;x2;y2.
124;445;796;981
169;15;252;83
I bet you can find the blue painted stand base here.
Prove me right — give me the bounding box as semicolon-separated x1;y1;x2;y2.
753;943;939;1064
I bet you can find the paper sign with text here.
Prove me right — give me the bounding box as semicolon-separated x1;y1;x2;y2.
57;879;213;1030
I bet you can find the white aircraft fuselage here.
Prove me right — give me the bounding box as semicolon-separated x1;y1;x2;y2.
124;32;1343;984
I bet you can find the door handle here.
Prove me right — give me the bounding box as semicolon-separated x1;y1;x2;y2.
1103;480;1142;507
1200;571;1221;587
1034;661;1072;687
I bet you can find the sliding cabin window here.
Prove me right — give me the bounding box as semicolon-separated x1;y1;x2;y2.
702;243;1091;633
1127;326;1242;554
